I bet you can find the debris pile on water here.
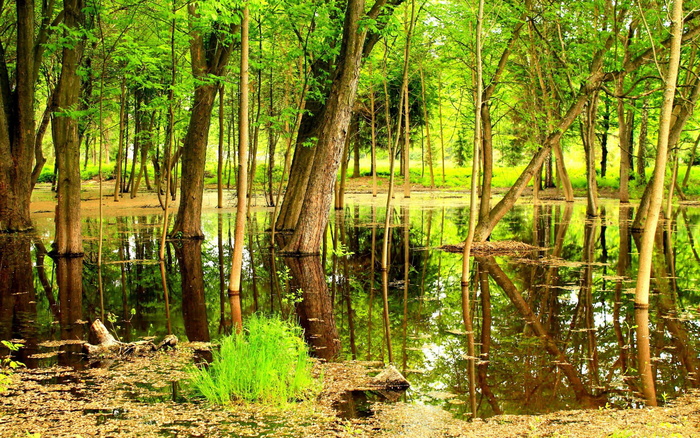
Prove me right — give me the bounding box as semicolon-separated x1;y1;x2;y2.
440;240;541;256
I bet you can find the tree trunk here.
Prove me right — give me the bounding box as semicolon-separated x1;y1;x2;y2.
582;94;599;217
175;239;210;342
228;7;249;332
281;0;376;254
274;99;323;231
474;72;605;240
419;64;435;189
633;0;684;407
284;254;340;361
217;84;225;208
0;0;37;232
51;0;84;256
401;0;416;200
636;101;648;182
113;78;126;201
600;100;609;178
617;76;631;203
171;5;238;238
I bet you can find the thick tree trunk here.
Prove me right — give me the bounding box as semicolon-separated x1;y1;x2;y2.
274;99;323;231
284;255;340;361
0;0;36;232
282;0;372;254
171;5;237;238
171;85;218;238
52;0;84;256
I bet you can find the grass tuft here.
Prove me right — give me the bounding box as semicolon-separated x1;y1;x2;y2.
188;314;316;405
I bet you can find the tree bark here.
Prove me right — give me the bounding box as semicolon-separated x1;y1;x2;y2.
171;6;238;238
636;101;648;183
282;0;385;254
582;94;599;217
633;0;684;407
228;7;249;333
0;0;38;232
474;71;606;241
175;239;210;342
617;76;631;203
51;0;84;256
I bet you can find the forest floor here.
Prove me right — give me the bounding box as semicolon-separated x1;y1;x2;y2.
1;347;698;438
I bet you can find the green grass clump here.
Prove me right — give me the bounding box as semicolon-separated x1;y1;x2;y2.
188;314;316;405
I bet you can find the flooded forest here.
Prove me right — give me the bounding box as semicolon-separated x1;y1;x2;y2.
2;0;700;436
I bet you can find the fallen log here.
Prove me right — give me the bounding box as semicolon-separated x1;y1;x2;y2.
83;319;178;356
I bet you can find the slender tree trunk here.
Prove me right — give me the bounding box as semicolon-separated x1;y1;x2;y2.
228;7;249;332
474;71;605;240
370;64;378;197
401;0;416;199
600;100;609;178
617;76;631;203
419;63;435;189
634;0;684;407
217;84;225;208
437;75;446;184
552;139;574;202
461;0;483;418
637;100;648;183
682;133;700;189
113;79;126;201
582;94;599;217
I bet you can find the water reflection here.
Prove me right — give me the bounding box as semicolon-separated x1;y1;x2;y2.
283;254;340;361
6;199;700;418
0;235;38;368
175;239;210;343
56;256;84;368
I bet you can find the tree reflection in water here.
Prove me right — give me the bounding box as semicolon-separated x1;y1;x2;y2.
6;201;700;417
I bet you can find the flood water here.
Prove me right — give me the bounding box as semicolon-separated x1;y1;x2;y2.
1;193;699;419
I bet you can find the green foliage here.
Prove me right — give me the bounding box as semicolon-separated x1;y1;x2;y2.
0;341;25;393
188;314;316;405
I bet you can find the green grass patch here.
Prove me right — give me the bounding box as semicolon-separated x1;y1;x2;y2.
188;314;316;405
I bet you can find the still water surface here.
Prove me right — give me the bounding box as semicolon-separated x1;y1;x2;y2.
1;194;699;418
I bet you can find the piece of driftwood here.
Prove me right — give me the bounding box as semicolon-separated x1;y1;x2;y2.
83;319;178;356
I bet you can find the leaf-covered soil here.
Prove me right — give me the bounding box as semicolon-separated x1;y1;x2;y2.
1;347;699;438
